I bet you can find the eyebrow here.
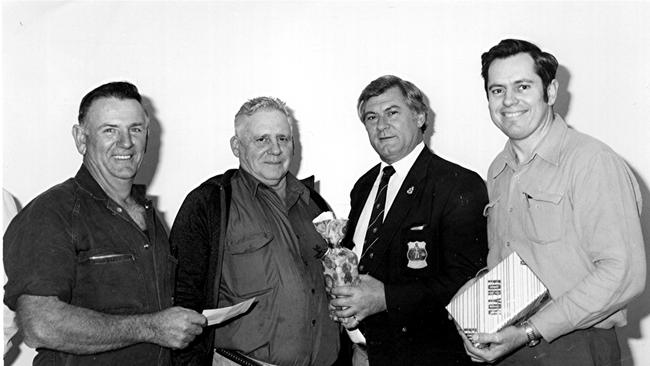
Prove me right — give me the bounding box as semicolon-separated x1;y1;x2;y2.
488;78;535;89
98;121;146;128
362;104;401;119
383;104;401;112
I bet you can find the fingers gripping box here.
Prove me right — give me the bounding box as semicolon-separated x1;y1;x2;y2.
446;252;549;336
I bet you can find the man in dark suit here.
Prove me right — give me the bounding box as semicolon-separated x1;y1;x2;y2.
330;75;488;366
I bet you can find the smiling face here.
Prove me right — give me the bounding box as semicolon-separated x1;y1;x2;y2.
487;52;558;149
230;109;293;188
361;86;425;164
73;97;148;186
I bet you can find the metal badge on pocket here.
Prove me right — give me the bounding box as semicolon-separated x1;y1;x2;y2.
406;241;428;269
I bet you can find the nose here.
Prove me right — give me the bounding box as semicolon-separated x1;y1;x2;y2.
503;89;518;107
377;115;389;131
118;131;134;148
268;139;282;155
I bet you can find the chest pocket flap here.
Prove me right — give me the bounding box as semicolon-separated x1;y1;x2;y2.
523;190;564;244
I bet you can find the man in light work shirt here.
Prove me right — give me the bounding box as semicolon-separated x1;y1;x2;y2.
460;39;646;365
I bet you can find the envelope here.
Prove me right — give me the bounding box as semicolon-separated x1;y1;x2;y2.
202;298;256;326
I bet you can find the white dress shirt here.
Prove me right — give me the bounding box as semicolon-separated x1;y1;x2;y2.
348;142;425;344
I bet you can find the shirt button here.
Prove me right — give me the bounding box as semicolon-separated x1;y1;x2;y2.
311;288;315;294
372;227;378;234
311;319;316;326
369;252;374;259
401;327;407;333
508;207;513;213
506;241;511;247
359;265;364;272
116;207;123;213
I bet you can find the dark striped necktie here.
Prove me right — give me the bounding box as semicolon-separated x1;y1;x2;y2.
362;165;396;255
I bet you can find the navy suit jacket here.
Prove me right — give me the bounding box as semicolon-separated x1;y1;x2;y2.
343;147;488;366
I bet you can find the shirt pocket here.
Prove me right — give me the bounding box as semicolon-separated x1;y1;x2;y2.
76;249;145;313
522;191;564;244
225;232;275;297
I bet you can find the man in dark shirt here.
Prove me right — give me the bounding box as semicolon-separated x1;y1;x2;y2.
3;82;206;366
171;97;340;366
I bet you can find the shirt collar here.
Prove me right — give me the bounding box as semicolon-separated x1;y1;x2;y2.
75;164;149;206
490;113;567;179
380;142;425;178
238;167;309;205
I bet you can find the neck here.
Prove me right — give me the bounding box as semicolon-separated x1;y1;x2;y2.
84;163;134;205
270;178;287;202
511;111;555;164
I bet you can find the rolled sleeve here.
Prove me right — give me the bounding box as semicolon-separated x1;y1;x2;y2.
4;195;76;310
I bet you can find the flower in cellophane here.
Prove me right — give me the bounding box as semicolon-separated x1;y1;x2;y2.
313;211;359;323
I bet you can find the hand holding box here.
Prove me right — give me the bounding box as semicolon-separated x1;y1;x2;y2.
446;252;549;338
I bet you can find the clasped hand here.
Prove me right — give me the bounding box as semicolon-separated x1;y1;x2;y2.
327;274;386;329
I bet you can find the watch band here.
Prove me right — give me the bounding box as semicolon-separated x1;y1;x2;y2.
521;320;541;347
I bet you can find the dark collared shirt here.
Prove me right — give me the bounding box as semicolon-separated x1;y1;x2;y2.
3;165;173;366
213;169;339;366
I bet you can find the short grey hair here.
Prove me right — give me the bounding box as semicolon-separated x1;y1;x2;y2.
234;96;292;136
357;75;429;132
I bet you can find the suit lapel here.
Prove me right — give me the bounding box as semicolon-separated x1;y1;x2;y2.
343;164;380;250
363;148;433;272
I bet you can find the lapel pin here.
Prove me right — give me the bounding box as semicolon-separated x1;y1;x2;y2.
406;186;415;195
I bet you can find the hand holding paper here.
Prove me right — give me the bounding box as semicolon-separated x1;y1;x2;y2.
202;298;256;326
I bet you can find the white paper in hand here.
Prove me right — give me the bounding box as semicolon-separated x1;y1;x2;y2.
202;298;256;326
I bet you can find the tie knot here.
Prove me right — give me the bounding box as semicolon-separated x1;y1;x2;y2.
382;165;395;179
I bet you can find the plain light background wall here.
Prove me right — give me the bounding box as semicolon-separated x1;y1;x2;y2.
2;1;648;365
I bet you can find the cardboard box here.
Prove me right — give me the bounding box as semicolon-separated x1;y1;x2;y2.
446;251;549;336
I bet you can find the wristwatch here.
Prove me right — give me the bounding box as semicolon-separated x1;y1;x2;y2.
521;320;541;347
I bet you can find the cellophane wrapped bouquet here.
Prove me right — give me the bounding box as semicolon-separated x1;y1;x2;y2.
312;211;359;323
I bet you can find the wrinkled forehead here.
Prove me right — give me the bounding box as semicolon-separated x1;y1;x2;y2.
362;86;409;114
237;108;293;136
84;97;149;126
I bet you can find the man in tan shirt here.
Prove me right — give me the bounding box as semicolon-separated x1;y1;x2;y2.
460;39;646;365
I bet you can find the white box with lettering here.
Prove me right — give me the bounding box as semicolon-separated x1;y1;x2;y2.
446;251;549;336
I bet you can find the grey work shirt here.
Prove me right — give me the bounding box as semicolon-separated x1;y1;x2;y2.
213;169;339;366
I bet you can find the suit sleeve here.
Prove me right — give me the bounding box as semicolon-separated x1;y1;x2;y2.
170;185;217;366
384;171;488;315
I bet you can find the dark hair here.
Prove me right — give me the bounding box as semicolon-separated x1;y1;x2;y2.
78;81;143;123
481;39;558;101
357;75;428;132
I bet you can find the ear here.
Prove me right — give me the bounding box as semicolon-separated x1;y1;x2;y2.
72;124;87;155
415;112;426;129
230;136;240;157
547;79;559;106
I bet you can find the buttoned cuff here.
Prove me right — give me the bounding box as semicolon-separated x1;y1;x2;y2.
529;300;575;342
